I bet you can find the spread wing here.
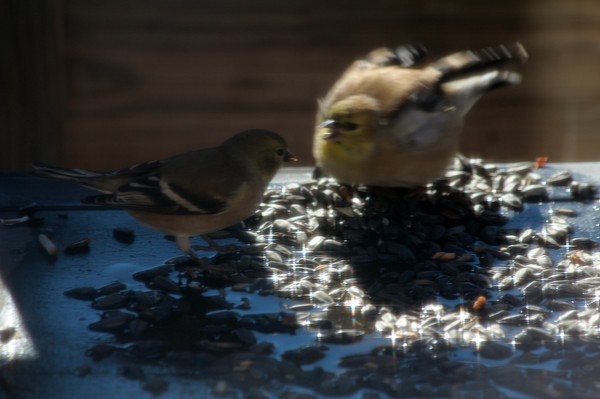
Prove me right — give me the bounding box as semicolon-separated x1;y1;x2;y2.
390;44;526;150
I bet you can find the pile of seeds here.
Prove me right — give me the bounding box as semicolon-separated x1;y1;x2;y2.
67;156;600;398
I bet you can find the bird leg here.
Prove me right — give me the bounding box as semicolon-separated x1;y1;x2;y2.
175;236;213;268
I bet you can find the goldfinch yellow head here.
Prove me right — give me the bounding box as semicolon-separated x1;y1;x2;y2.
224;129;297;181
316;95;379;161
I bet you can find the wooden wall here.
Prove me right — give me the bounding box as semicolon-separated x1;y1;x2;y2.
2;0;64;171
3;0;600;170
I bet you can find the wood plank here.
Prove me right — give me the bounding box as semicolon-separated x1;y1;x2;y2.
0;0;65;170
6;0;599;170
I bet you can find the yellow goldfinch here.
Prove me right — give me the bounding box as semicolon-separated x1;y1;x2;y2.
313;43;528;187
34;129;297;262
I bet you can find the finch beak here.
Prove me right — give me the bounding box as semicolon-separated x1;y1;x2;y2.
284;151;298;162
320;120;340;140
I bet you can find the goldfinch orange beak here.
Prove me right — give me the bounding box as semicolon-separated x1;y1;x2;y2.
321;120;341;140
284;151;298;162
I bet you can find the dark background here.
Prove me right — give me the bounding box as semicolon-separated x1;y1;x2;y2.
3;0;600;170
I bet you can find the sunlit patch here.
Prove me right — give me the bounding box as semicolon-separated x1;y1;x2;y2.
563;238;573;252
375;312;420;348
471;330;485;351
270;270;287;287
0;274;37;365
343;297;361;317
557;327;567;345
258;163;600;375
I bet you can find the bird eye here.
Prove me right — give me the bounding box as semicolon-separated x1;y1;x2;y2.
342;122;359;131
276;148;285;156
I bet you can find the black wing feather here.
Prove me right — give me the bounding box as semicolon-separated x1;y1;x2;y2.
82;174;227;215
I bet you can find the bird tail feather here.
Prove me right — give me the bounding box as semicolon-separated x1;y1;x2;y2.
33;162;105;181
